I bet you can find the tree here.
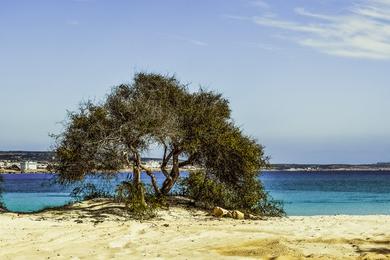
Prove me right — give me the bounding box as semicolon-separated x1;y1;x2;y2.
54;72;283;216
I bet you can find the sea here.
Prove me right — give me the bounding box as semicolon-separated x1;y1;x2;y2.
1;171;390;216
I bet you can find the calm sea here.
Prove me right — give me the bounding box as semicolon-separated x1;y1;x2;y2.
1;171;390;215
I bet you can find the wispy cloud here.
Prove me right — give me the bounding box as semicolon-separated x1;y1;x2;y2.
160;34;208;47
185;38;208;46
221;14;251;21
246;0;390;60
250;0;270;9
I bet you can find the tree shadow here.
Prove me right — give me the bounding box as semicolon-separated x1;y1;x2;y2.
30;199;130;224
16;196;209;224
357;247;390;255
355;239;390;256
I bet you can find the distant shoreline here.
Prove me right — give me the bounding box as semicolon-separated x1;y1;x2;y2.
0;169;50;174
2;168;390;174
265;168;390;172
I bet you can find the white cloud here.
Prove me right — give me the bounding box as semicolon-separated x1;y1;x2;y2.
248;0;390;60
221;14;251;21
159;33;208;47
186;39;208;46
250;0;270;9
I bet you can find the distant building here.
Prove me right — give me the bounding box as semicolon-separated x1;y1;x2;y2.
145;160;161;168
20;161;38;172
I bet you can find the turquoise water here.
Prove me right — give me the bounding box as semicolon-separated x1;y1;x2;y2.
3;192;71;212
261;171;390;215
1;171;390;215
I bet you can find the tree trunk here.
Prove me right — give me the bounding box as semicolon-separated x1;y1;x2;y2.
141;165;161;196
161;151;180;195
133;155;147;207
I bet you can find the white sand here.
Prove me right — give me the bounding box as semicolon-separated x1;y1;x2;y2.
0;199;389;259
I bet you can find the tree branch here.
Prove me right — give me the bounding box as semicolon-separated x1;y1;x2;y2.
140;164;161;195
161;148;174;179
179;159;193;168
162;145;167;162
123;152;133;169
161;149;174;167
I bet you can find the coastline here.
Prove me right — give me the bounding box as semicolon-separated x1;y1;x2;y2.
265;168;390;172
0;167;178;174
0;170;51;174
0;199;389;259
3;168;390;174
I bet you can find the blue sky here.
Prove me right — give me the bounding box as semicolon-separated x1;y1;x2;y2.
1;0;390;164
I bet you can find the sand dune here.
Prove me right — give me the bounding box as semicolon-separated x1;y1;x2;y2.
0;199;389;259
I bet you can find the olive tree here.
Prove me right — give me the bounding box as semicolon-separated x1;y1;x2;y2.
54;72;283;215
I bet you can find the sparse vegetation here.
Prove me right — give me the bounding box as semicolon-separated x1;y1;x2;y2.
115;180;159;219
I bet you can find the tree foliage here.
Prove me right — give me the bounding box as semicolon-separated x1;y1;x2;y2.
178;171;284;216
53;72;284;216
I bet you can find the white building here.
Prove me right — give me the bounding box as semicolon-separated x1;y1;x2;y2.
20;161;38;172
145;160;161;168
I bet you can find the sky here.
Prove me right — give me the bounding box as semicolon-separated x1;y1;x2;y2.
1;0;390;164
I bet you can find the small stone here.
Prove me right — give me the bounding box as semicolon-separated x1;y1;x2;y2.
246;213;258;220
231;210;245;220
212;207;229;217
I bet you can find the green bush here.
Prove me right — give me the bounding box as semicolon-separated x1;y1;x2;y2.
179;170;285;217
115;181;158;220
178;171;235;208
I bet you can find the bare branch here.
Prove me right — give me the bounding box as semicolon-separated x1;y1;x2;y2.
140;164;161;195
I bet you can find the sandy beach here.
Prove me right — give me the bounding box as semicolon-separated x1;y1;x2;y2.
0;199;389;260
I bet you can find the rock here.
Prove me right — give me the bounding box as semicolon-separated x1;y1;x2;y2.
212;207;246;220
245;213;262;220
212;207;229;218
231;210;245;220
